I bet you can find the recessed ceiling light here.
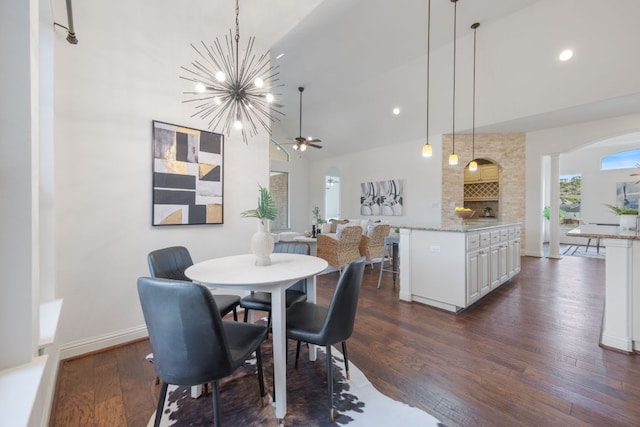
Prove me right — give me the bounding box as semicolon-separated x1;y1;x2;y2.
559;49;573;61
276;53;284;59
393;107;400;115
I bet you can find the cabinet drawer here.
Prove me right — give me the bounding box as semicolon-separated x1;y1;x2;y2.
500;229;509;242
467;234;480;251
508;228;515;239
480;232;491;247
490;231;500;245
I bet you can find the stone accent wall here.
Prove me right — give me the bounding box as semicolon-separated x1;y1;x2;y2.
441;133;526;252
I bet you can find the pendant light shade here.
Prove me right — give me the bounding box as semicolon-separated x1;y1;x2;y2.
422;0;433;158
468;160;478;171
422;143;433;157
449;0;458;167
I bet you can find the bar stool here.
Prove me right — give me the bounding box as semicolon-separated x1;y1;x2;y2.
377;235;399;289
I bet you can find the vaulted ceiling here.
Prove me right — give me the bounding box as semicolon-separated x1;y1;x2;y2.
268;0;640;159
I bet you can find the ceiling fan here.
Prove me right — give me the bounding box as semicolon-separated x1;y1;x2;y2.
290;86;322;152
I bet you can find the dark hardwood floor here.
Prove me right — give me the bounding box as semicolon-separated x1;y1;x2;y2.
50;255;640;426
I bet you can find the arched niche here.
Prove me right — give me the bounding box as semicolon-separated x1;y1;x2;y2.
463;158;501;219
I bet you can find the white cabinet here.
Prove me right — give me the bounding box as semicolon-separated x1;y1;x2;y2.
404;224;521;313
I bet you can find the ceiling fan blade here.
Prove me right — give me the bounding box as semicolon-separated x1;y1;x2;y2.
307;143;323;149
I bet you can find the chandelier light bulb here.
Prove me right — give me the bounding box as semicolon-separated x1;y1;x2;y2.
233;119;243;130
266;93;274;103
195;82;206;93
300;143;307;152
469;160;478;172
254;77;264;88
214;97;221;105
559;49;573;61
215;71;226;82
422;143;433;158
293;143;299;151
449;153;459;166
393;107;400;115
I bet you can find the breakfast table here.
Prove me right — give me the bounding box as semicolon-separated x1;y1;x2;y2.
185;252;328;419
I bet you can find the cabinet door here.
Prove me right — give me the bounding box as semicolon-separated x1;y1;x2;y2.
466;250;481;304
498;244;509;284
489;245;500;288
512;239;521;275
507;240;515;278
479;249;491;295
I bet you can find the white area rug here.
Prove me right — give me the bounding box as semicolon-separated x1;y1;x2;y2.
147;346;444;426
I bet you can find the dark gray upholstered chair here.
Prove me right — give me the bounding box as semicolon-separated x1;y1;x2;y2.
285;257;366;421
239;241;310;326
137;277;268;427
147;246;241;320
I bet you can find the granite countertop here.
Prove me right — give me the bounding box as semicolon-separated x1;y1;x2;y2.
566;224;640;240
398;222;521;233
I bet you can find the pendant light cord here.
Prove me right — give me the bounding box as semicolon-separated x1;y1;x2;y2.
451;0;457;154
472;22;479;159
426;0;431;145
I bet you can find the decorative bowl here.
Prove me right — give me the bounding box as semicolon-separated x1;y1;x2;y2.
455;210;476;219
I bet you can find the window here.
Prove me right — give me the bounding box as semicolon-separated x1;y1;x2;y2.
270;171;288;231
559;173;581;224
601;149;640;170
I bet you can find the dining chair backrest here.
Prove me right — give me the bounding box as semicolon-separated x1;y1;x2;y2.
147;246;193;281
274;241;310;293
137;277;233;385
321;257;366;344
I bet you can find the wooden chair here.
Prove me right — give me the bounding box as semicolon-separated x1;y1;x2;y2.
359;223;390;268
317;225;363;273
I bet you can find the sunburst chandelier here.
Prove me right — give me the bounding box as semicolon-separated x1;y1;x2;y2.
180;0;283;143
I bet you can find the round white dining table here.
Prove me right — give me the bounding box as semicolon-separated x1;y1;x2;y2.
185;253;328;420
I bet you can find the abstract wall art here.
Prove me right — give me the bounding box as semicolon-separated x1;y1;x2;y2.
360;179;403;216
152;121;223;225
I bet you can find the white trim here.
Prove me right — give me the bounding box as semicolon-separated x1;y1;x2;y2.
59;325;148;360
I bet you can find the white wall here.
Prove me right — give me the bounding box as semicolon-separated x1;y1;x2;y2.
308;136;443;227
51;0;291;356
525;114;640;255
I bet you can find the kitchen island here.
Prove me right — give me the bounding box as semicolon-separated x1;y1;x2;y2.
567;224;640;353
398;222;521;313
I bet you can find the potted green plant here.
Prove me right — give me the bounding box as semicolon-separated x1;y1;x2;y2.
242;185;278;265
312;206;326;225
604;204;639;230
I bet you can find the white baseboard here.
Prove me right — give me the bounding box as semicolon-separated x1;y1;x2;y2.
59;325;149;360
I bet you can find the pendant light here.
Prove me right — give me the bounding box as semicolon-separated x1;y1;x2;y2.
448;0;459;166
468;22;480;172
422;0;433;158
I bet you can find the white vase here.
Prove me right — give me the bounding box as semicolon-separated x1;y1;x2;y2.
251;221;274;266
619;214;638;231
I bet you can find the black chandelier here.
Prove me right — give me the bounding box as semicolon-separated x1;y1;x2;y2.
180;0;283;143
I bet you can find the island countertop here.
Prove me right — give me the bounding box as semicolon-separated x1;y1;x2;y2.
398;222;521;233
567;224;639;240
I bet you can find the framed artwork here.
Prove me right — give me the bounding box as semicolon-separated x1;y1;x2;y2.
360;179;403;216
152;120;223;225
616;181;640;210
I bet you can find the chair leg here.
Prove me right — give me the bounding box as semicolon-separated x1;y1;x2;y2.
212;380;221;427
295;340;302;368
341;341;350;380
255;346;268;406
326;345;334;422
154;382;168;427
377;254;385;289
233;307;238;321
243;308;249;323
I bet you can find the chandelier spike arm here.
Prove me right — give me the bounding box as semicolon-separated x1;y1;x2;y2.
180;0;282;142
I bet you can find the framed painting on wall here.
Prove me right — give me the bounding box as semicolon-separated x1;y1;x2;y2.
152;120;223;225
360;179;403;216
